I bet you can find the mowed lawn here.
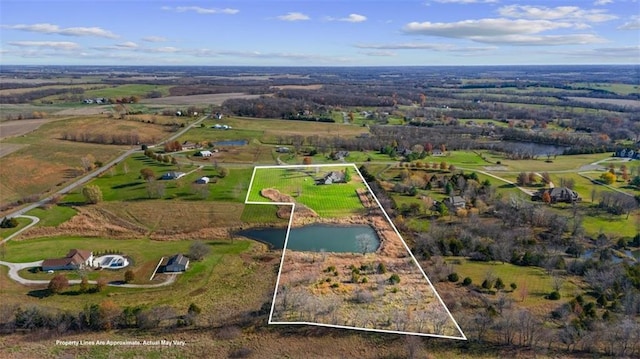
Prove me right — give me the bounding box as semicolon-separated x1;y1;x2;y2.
247;166;367;217
2;236;260;314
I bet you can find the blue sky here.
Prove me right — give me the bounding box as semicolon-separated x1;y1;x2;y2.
1;0;638;66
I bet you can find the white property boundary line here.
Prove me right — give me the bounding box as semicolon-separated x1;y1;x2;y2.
244;164;467;340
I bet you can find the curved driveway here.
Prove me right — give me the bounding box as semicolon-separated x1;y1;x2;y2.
1;215;39;244
0;259;177;288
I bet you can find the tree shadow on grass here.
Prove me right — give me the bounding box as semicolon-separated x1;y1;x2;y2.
111;182;144;189
27;289;51;298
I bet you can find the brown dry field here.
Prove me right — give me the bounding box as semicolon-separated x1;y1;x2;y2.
270;84;323;90
140;93;265;106
0;118;55;139
272;212;462;338
0;143;27;158
567;96;640;108
54;105;111;116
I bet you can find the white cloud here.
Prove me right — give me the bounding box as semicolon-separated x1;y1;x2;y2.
403;18;573;38
469;34;606;46
402;18;609;45
2;23;118;38
142;36;168;43
8;41;80;50
618;16;640;29
594;0;613;5
498;5;617;22
277;12;310;21
162;6;239;14
545;45;640;60
361;50;397;57
356;42;498;52
116;41;138;48
147;47;180;53
356;42;455;50
329;14;367;23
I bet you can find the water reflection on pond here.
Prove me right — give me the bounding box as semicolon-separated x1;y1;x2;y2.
238;224;380;253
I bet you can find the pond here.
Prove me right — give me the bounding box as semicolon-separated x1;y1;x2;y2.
238;224;380;253
215;140;248;146
491;141;569;156
580;248;638;263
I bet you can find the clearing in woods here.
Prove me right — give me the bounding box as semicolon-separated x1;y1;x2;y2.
244;164;466;339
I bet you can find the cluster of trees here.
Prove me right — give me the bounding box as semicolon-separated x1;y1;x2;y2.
4;301;202;333
61;130;148;146
0;217;18;228
0;87;83;104
143;149;177;165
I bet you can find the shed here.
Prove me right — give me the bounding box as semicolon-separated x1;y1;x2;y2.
195;177;210;184
164;254;189;272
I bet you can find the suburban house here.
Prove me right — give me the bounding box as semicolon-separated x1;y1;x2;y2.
195;176;210;184
195;150;213;157
42;249;93;271
331;151;350;160
161;171;186;180
163;254;189;273
532;187;581;203
444;196;466;209
614;148;640;160
318;171;345;185
181;141;199;150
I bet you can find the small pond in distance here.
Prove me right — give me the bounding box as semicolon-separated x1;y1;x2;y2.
215;140;248;146
238;224;380;253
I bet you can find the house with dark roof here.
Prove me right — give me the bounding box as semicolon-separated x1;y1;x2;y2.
318;171;345;185
331;151;350;160
42;249;93;271
532;187;581;203
443;196;466;209
163;254;189;273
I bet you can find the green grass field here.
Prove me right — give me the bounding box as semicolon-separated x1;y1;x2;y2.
2;236;262;316
26;205;77;227
247;166;367;217
447;257;582;310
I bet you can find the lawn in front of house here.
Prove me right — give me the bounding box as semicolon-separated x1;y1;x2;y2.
247;166;367;217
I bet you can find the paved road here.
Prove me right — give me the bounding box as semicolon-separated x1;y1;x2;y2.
1;215;39;244
3;115;209;220
0;259;177;287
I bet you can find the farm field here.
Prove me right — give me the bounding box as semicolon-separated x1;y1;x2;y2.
247;165;366;218
140;93;262;106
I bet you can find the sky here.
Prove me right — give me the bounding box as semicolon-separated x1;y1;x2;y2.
0;0;639;66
